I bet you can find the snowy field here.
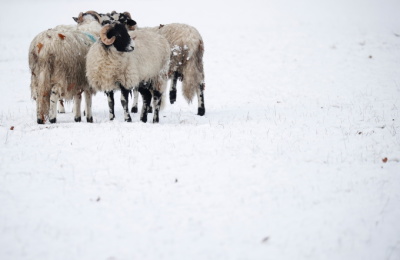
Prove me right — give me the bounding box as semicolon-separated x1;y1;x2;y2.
1;0;400;259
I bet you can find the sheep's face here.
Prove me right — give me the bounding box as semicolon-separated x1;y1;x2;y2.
99;13;113;26
102;23;135;52
109;11;137;30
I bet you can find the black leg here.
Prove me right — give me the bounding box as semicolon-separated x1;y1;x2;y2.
138;83;152;123
152;90;162;123
120;85;132;122
197;83;205;116
105;91;115;120
170;71;181;104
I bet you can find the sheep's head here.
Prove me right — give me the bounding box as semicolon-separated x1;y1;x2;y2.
99;13;113;26
73;11;101;24
100;23;135;52
107;11;137;30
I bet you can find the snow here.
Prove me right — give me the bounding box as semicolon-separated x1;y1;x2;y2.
1;0;400;259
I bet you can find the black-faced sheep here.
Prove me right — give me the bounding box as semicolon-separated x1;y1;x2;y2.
85;23;170;123
110;12;206;116
29;11;101;124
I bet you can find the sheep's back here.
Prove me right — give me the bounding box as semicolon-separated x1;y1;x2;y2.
29;28;95;99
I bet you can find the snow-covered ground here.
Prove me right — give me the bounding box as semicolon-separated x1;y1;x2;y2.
1;0;399;259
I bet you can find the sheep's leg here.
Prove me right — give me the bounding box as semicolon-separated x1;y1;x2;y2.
120;85;132;122
49;88;59;123
141;82;152;113
196;83;206;116
58;99;65;113
131;88;139;113
105;91;115;120
73;92;82;122
147;89;153;114
36;92;50;124
138;85;152;123
36;100;43;124
152;90;162;123
169;72;180;104
84;90;93;123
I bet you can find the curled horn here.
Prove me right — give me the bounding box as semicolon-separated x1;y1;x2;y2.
85;10;101;23
123;12;137;31
123;12;132;19
100;24;115;45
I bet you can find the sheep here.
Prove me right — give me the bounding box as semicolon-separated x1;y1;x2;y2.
55;12;138;115
85;22;170;123
29;11;102;124
110;12;206;116
153;23;206;116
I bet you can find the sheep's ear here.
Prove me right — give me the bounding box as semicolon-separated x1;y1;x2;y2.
73;17;78;23
127;19;136;26
131;36;137;40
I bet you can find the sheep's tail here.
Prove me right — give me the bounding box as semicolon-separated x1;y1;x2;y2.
182;39;205;103
36;68;51;123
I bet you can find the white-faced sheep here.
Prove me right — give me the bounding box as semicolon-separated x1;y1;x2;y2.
29;11;102;124
85;22;170;123
110;12;206;116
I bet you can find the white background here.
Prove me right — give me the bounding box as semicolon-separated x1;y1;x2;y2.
0;0;399;259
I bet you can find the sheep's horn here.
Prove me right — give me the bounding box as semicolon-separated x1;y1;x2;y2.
100;24;116;45
85;10;101;23
123;12;132;19
76;12;84;24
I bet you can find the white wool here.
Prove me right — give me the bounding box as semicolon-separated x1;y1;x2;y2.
139;23;205;102
86;30;170;94
29;18;102;122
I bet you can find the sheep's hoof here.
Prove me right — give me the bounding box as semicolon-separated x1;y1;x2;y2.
131;106;138;113
109;114;115;120
57;110;65;114
147;106;153;113
197;107;205;116
74;117;81;122
153;118;159;123
49;118;56;124
125;117;132;122
87;117;93;123
141;115;147;123
37;119;44;124
169;91;177;104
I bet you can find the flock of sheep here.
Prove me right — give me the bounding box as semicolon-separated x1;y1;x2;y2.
28;11;206;124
